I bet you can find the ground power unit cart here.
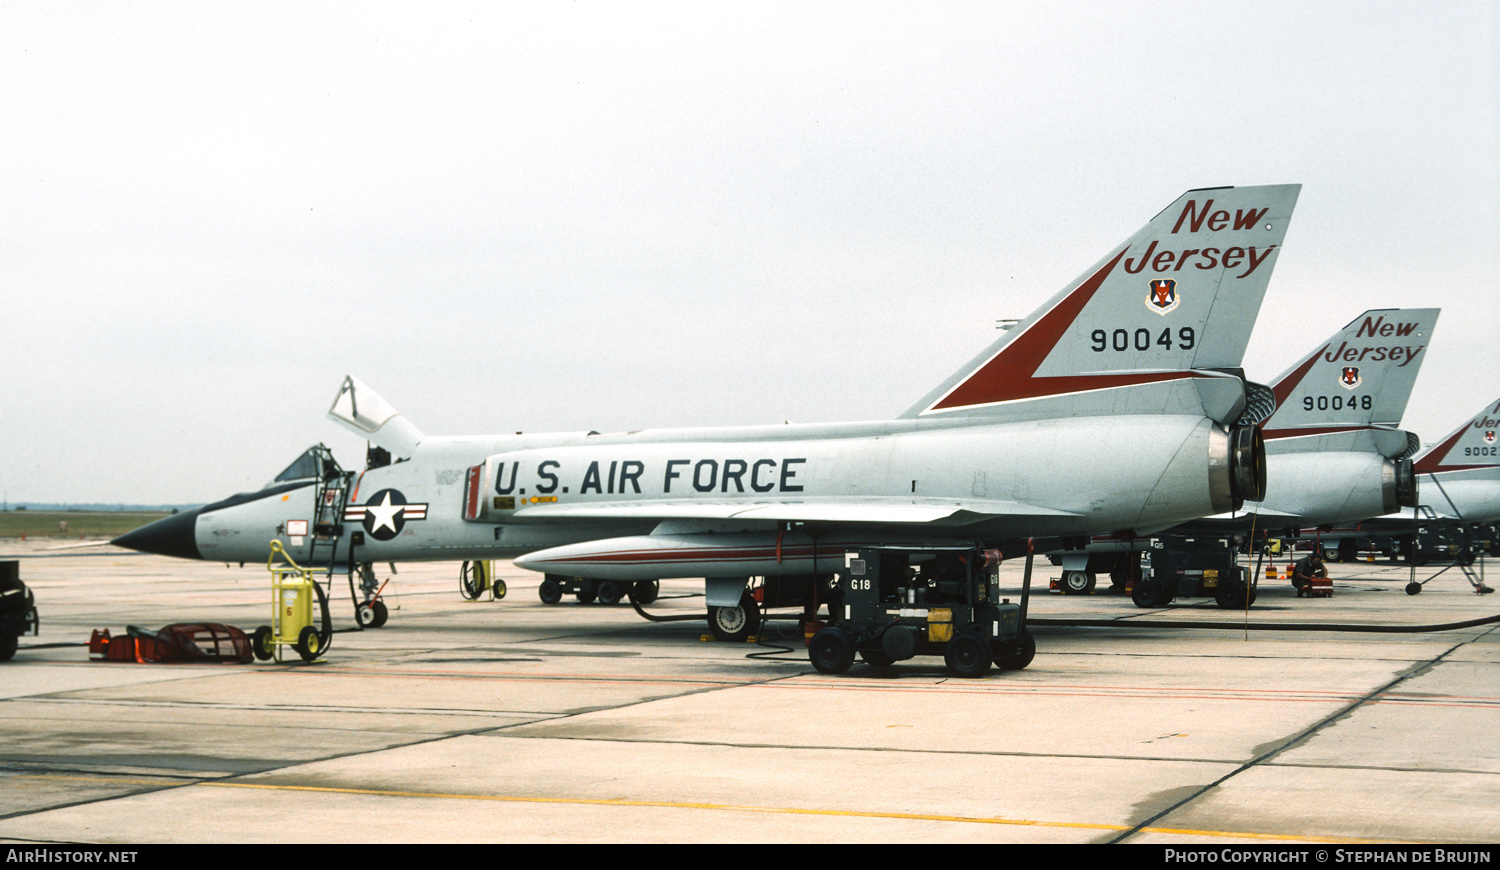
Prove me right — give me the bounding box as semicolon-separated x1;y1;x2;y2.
808;545;1035;678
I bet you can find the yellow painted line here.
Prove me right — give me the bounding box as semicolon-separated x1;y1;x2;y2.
197;780;1410;843
202;780;1126;830
2;773;1418;843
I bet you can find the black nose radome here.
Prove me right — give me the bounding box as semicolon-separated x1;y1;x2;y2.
112;509;202;560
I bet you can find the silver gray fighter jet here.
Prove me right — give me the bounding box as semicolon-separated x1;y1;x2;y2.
1392;397;1500;524
115;184;1301;636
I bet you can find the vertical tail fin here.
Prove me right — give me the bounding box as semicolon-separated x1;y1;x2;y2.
1261;308;1439;457
904;184;1301;423
1413;398;1500;475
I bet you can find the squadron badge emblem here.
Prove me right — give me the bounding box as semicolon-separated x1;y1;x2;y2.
1145;279;1180;315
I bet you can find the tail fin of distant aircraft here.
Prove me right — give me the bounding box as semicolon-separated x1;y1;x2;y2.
904;184;1301;424
327;375;426;459
1260;308;1439;458
1413;398;1500;474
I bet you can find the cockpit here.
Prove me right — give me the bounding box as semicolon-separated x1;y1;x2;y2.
269;445;344;486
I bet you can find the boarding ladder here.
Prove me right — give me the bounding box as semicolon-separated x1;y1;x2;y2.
299;446;358;604
1409;506;1493;594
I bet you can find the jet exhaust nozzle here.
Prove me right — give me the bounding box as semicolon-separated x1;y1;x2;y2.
1390;458;1418;510
1227;425;1267;509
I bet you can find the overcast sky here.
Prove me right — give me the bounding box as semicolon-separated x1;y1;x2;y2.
2;1;1495;504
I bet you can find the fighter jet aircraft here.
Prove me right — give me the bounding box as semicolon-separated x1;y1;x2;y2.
1050;307;1436;595
1407;397;1500;524
115;184;1300;639
1244;307;1435;523
1309;398;1500;579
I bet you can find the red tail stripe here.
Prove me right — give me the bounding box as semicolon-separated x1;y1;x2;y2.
929;250;1201;411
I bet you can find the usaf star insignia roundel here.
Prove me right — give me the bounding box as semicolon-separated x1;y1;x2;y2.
344;489;429;541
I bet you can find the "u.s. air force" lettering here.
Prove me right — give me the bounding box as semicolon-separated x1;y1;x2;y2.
494;458;808;496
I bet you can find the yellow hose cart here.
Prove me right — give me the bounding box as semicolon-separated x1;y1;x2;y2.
459;560;506;601
252;540;333;663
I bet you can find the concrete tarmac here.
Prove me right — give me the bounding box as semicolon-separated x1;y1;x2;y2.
1;541;1497;844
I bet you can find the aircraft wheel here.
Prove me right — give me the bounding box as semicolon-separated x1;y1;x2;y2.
356;599;388;628
1322;547;1340;563
0;632;18;662
295;625;322;662
539;577;563;604
458;562;483;600
1062;567;1098;594
994;630;1036;671
251;626;274;661
629;580;659;606
576;585;597;604
596;581;622;606
859;649;895;668
808;626;854;675
1406;582;1422;596
708;593;759;642
944;633;991;678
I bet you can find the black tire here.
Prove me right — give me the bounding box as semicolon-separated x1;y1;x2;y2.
356;601;374;627
994;630;1036;671
808;626;854;675
296;625;322;662
459;562;483;600
1406;582;1422;596
628;580;659;605
576;584;597;604
0;632;18;662
859;649;895;668
596;580;622;606
1131;579;1167;608
369;599;389;628
944;633;991;678
1322;547;1340;563
252;626;274;661
491;579;507;601
707;593;759;642
1215;578;1249;609
539;577;563;604
1060;570;1095;595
